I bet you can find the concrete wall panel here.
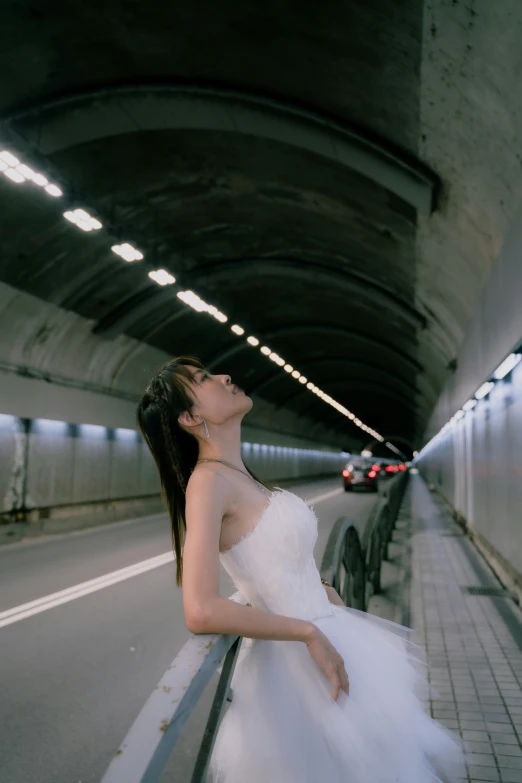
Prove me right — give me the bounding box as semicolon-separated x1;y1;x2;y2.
418;360;522;580
1;415;347;519
26;420;75;508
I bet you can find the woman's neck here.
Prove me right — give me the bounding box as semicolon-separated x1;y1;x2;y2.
198;421;244;467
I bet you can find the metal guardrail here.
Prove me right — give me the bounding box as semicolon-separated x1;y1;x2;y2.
320;470;408;610
100;472;409;783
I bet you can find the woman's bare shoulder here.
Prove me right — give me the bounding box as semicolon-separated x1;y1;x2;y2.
185;465;235;510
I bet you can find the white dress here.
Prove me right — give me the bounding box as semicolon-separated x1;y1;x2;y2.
209;488;468;783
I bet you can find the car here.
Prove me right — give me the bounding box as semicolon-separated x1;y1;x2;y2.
342;459;379;492
383;462;407;475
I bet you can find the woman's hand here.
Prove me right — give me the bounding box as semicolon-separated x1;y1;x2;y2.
324;584;345;607
305;626;350;701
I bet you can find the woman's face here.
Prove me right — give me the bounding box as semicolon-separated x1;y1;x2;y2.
185;365;253;427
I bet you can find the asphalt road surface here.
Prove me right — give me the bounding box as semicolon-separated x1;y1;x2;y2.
0;476;382;783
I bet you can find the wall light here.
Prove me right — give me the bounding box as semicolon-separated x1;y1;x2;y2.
34;418;68;434
475;381;494;400
493;353;521;380
115;428;138;441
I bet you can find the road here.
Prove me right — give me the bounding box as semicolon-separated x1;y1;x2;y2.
0;477;381;783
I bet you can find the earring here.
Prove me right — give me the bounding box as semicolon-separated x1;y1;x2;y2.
203;420;210;439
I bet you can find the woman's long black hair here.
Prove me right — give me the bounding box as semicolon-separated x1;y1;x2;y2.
136;356;268;587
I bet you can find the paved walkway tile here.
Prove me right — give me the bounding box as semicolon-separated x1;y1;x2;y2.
401;476;522;783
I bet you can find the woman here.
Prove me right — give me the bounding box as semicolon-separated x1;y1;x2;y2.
137;356;467;782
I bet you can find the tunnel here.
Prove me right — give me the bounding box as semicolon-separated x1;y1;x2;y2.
1;2;522;782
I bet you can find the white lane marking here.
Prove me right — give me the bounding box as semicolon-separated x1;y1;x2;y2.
1;484;342;628
305;487;343;505
0;552;174;629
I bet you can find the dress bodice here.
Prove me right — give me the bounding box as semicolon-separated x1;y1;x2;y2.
219;489;335;623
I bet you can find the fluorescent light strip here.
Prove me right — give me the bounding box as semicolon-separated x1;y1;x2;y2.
475;381;494;400
149;269;175;286
112;243;144;262
494;353;521;380
176;290;227;323
0;149;62;197
64;208;102;232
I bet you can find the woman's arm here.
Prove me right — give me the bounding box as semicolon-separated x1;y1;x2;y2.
182;468;316;644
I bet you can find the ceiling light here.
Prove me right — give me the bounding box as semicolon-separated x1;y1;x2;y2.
45;184;63;197
65;209;102;232
112;243;144;262
291;370;300;379
462;399;476;411
261;346;271;356
231;325;245;336
71;209;92;230
17;164;37;180
247;336;259;346
475;381;494;400
284;364;293;372
493;353;521;380
0;151;20;167
299;376;307;384
149;269;175;286
33;173;48;187
4;168;25;183
177;290;207;312
214;312;228;323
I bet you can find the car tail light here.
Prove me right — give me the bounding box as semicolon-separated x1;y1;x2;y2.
342;469;351;477
368;471;376;478
372;463;380;471
399;464;406;471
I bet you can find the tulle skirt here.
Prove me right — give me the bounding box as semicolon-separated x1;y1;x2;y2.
209;605;468;782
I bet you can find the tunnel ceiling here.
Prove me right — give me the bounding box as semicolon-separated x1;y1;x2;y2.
1;0;521;453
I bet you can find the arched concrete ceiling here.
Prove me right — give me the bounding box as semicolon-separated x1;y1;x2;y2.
1;0;522;454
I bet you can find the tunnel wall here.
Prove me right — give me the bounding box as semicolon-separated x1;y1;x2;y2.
0;410;347;540
417;197;522;599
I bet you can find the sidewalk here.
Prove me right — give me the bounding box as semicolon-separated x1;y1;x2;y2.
403;476;522;783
